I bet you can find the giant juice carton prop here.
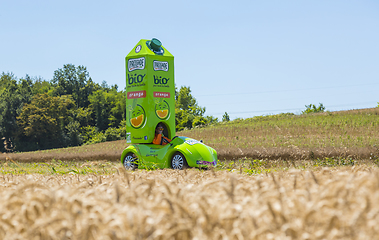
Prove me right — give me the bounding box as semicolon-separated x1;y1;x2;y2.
125;39;175;143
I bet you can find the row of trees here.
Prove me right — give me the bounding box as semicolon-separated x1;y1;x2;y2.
0;64;216;152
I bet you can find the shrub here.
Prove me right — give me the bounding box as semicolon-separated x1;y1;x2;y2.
104;127;125;141
302;103;325;114
86;131;106;145
222;112;230;122
192;116;207;128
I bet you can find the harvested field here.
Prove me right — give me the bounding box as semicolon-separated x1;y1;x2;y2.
1;166;379;239
182;108;379;160
3;108;379;162
0;140;128;163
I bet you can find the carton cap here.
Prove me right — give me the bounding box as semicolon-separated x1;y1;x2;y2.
150;38;162;51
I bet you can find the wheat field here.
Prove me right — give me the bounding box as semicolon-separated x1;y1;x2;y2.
1;166;379;239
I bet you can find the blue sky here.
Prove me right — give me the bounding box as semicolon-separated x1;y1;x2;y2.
1;0;378;120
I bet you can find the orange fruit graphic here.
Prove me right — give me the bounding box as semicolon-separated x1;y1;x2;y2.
156;109;168;119
155;100;169;120
130;114;144;128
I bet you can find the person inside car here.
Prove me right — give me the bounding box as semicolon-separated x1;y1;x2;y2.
152;124;171;145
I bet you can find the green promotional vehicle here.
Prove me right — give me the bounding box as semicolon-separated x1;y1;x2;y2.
121;136;218;170
121;38;218;170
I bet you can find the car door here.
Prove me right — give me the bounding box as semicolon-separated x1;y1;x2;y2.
135;144;158;168
154;144;173;168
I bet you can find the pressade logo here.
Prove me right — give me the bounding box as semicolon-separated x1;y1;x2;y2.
153;61;168;71
128;57;145;72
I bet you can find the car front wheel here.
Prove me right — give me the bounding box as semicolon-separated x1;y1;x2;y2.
171;152;188;170
123;153;138;170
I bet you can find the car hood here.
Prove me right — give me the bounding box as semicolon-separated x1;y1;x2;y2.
174;137;217;165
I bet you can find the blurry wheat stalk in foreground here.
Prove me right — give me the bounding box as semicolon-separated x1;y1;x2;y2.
1;167;379;239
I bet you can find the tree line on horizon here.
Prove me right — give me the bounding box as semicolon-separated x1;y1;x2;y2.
0;64;216;152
